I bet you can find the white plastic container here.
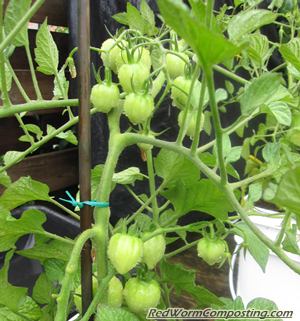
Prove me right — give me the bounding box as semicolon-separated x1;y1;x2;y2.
68;314;79;321
229;206;300;321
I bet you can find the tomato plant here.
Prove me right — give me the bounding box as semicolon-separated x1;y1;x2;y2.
1;0;300;320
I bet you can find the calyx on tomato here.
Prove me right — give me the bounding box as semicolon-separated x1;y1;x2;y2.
107;233;143;274
115;47;152;71
123;277;161;314
124;93;154;124
197;237;227;266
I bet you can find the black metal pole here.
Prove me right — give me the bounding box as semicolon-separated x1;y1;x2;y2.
78;0;93;319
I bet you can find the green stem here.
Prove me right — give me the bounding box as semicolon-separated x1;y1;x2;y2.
94;132;124;280
213;65;249;85
205;67;227;184
191;76;206;154
0;107;93;174
125;185;153;212
54;70;73;119
15;114;35;145
142;225;194;242
275;212;291;247
146;149;160;224
165;240;199;258
0;0;45;53
25;43;43;100
54;228;100;321
7;61;30;102
0;99;79;118
40;231;74;245
50;198;80;221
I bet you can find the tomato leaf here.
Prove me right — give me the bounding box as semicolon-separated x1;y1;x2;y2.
273;166;300;216
140;0;157;35
96;305;140;321
267;101;291;126
0;176;51;210
0;170;11;188
3;150;23;167
162;179;232;220
228;9;277;42
279;38;300;72
235;222;270;272
35;19;59;75
160;260;223;307
113;167;144;185
4;0;31;47
0;209;46;252
157;0;238;67
239;73;281;115
32;273;53;305
126;3;147;35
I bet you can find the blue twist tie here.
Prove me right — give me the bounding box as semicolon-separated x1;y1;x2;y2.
59;191;110;209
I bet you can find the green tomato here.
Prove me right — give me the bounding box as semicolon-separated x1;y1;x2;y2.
166;52;188;79
178;110;204;139
197;238;227;266
108;233;143;274
124;278;161;314
143;234;166;269
90;83;120;113
107;276;123;308
118;63;150;93
171;76;192;109
100;39;121;73
74;276;98;313
115;47;152;71
124;93;154;124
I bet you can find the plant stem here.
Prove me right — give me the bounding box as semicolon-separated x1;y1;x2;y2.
54;227;99;321
41;231;74;245
213;65;249;85
125;185;153;212
205;67;227;184
165;240;199;258
275;212;291;247
25;43;43;100
146;149;160;224
142;225;194;242
15;113;35;145
0;0;45;53
50;198;80;221
0;107;93;174
0;99;79;118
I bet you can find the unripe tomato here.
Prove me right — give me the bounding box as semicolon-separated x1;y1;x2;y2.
171;76;192;109
107;276;123;308
143;234;166;269
178;111;204;138
74;276;98;313
90;83;120;113
124;93;154;124
287;113;300;147
166;52;189;79
100;39;125;73
124;278;161;314
118;63;150;93
116;47;152;71
107;233;143;274
197;238;227;266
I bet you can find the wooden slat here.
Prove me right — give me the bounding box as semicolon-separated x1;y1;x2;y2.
4;0;68;27
5;148;78;193
31;0;68;27
10;30;69;70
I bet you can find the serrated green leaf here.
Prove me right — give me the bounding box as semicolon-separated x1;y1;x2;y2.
4;0;31;47
3;151;23;167
0;63;13;93
248;182;263;202
157;0;238;67
24;124;43;140
239;73;281;115
0;176;50;210
246;33;271;67
113;167;144;185
0;170;11;188
228;9;277;42
35;19;59;75
47;125;78;145
160;260;223;307
0;209;46;252
112;12;129;25
96;305;139;321
279;38;300;72
0;307;24;321
247;298;281;321
18;296;42;321
236;222;269;271
162;179;232;220
282;225;300;255
267;101;291;126
32;273;53;305
155;150;199;186
141;0;156;35
273;166;300;216
127;3;147;34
